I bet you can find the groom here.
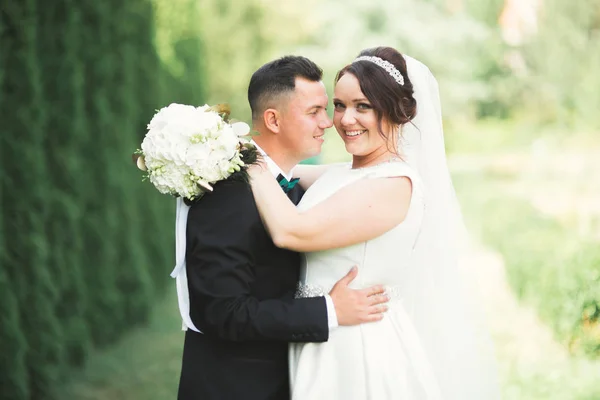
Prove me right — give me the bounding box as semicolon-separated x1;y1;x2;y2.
177;56;389;400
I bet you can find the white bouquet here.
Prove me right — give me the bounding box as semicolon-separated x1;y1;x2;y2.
134;103;255;201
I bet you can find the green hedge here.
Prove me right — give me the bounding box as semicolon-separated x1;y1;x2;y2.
0;0;205;398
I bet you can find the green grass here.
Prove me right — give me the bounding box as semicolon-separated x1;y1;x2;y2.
59;290;183;400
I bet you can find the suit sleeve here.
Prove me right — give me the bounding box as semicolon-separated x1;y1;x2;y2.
186;181;329;343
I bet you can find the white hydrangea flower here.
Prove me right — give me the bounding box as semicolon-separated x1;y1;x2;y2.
137;103;250;200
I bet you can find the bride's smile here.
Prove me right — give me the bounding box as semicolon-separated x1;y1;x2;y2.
343;129;367;137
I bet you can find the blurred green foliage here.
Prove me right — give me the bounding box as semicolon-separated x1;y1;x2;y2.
514;0;600;129
0;0;205;398
455;169;600;358
188;0;600;133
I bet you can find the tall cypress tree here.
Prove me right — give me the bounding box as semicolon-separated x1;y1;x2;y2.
0;12;29;397
0;266;29;400
78;1;123;345
60;0;93;366
38;0;91;367
108;0;155;325
3;0;64;397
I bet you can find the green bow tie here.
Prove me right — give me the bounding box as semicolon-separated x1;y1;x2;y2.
277;174;300;193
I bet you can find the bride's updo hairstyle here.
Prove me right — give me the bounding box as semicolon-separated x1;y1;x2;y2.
335;47;417;142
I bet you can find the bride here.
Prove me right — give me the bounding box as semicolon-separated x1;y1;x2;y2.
248;47;500;399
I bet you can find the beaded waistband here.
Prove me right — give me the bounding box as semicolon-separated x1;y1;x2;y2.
295;282;404;300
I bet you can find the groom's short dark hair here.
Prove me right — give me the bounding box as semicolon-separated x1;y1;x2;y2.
248;56;323;121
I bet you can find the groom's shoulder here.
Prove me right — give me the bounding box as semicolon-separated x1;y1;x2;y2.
189;180;254;213
187;180;260;235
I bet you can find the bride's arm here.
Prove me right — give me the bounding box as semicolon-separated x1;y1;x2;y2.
249;165;412;252
293;164;330;190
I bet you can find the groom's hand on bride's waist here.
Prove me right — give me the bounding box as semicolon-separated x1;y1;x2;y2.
329;266;389;326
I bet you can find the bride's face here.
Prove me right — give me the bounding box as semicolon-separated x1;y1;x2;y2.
332;73;392;157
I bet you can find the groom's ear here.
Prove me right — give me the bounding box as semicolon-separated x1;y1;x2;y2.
263;108;281;134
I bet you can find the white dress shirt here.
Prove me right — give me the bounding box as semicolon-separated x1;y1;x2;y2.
252;141;338;329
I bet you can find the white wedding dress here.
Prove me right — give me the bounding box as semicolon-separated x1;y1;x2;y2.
290;160;443;400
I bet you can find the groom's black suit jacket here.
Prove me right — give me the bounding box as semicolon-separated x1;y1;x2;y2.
177;179;329;400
